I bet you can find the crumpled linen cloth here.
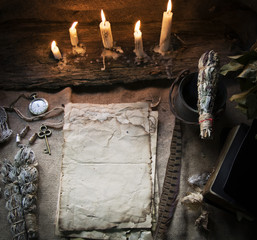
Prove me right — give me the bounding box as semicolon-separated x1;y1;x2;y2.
56;102;158;239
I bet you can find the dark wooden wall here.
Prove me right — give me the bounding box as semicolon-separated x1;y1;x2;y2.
0;0;256;90
1;0;256;23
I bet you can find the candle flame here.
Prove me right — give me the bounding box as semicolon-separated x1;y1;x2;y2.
167;0;172;13
71;21;78;30
101;9;106;24
51;41;57;50
135;20;141;32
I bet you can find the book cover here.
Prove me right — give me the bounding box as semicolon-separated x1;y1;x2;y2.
203;119;257;220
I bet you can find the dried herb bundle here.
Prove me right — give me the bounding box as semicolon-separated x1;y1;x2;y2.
197;50;220;139
0;106;13;143
1;146;38;239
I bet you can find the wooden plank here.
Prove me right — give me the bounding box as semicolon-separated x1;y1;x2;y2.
0;20;231;90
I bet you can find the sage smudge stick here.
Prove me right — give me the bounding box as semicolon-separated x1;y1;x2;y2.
1;146;38;239
197;50;219;139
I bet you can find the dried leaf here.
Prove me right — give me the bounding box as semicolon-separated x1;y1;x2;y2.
228;54;244;60
235;104;247;115
220;60;244;76
230;86;257;118
221;41;257;119
246;93;257;119
230;89;251;102
230;51;257;65
234;97;247;106
230;85;257;101
238;61;257;80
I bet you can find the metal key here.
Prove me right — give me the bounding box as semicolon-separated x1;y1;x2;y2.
38;125;52;155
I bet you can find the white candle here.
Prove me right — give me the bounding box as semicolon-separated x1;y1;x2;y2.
51;41;62;60
134;20;145;58
99;9;113;49
69;21;79;46
159;0;173;52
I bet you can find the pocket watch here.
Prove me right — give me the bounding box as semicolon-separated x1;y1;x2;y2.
29;94;49;115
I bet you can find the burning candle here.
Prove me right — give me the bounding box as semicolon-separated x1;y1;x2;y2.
99;9;113;49
159;0;173;52
69;21;79;47
134;20;145;58
51;41;62;60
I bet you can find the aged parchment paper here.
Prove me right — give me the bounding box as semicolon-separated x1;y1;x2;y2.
56;102;158;239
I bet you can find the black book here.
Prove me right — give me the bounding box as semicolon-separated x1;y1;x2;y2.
203;119;257;220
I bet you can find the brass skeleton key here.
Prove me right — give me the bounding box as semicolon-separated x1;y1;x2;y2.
38;125;52;155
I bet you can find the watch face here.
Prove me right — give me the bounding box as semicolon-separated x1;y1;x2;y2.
29;98;49;115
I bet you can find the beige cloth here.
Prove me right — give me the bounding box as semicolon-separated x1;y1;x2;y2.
56;102;158;239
